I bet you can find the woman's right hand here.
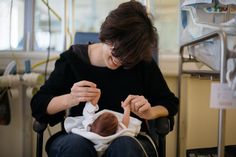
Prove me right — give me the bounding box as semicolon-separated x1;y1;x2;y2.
68;80;101;107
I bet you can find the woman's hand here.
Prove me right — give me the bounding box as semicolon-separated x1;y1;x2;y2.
123;95;153;120
69;80;101;107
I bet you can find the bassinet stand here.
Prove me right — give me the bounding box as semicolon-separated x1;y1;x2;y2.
178;31;236;157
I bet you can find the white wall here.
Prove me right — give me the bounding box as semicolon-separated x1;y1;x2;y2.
178;76;236;157
0;85;32;157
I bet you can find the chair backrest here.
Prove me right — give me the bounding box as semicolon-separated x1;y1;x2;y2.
74;32;100;44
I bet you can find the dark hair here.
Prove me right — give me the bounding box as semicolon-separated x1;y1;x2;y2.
99;1;158;68
90;112;118;137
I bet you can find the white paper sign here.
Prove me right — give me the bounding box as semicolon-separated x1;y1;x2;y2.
182;0;213;6
219;0;236;5
210;83;236;109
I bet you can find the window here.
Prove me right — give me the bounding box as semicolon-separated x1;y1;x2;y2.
74;0;129;33
151;0;179;54
0;0;24;51
34;0;63;51
1;0;179;53
73;0;179;54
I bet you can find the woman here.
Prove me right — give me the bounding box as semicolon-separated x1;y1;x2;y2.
31;1;179;157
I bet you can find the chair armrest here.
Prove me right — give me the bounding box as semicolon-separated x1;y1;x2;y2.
147;117;174;157
148;117;173;136
33;120;48;133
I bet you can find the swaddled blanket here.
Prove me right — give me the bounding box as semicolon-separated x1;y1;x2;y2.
64;102;142;156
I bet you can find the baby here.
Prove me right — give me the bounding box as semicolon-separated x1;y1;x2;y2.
90;112;119;136
90;102;130;136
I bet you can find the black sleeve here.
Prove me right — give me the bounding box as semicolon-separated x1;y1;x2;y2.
30;54;75;126
143;59;179;116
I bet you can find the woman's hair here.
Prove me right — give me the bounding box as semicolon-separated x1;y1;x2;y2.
99;1;158;68
90;112;118;137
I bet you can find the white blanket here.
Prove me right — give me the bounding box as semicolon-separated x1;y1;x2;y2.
64;102;142;156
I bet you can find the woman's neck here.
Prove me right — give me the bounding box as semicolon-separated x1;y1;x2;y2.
88;43;105;67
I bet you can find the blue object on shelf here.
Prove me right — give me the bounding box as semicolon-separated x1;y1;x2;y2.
24;60;31;73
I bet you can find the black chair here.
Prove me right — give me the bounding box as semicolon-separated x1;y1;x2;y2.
33;32;175;157
74;32;100;45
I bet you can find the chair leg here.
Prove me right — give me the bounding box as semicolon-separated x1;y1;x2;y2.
158;136;166;157
162;137;166;157
36;132;43;157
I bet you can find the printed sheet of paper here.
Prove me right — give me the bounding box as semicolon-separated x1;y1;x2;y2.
182;0;213;6
210;83;236;109
219;0;236;5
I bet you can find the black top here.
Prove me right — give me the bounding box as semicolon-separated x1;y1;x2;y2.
30;44;179;132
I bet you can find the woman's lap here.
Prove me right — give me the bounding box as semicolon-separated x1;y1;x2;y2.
46;132;157;157
102;136;146;157
46;132;97;157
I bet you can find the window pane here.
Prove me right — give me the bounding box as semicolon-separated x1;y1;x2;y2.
151;0;179;54
34;0;63;51
33;0;179;54
0;0;24;51
74;0;179;54
74;0;129;33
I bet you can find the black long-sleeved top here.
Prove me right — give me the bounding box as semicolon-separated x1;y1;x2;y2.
31;44;179;131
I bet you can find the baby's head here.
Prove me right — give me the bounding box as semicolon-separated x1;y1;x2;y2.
90;112;118;137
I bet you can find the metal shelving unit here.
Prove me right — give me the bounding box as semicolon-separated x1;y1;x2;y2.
178;31;236;157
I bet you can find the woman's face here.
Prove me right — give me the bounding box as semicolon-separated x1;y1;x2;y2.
102;43;122;70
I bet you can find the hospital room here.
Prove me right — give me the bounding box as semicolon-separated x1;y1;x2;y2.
0;0;236;157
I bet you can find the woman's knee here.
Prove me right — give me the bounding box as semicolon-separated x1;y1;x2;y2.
105;136;146;157
47;133;96;157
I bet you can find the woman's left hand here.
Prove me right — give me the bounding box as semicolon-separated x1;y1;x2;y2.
123;95;153;119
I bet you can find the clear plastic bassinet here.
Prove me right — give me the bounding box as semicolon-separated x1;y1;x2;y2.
181;1;236;71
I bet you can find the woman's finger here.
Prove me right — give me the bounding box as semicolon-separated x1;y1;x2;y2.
134;100;145;112
76;80;97;88
138;102;150;112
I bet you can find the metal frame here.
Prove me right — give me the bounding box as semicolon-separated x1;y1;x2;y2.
178;31;236;157
24;0;35;51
